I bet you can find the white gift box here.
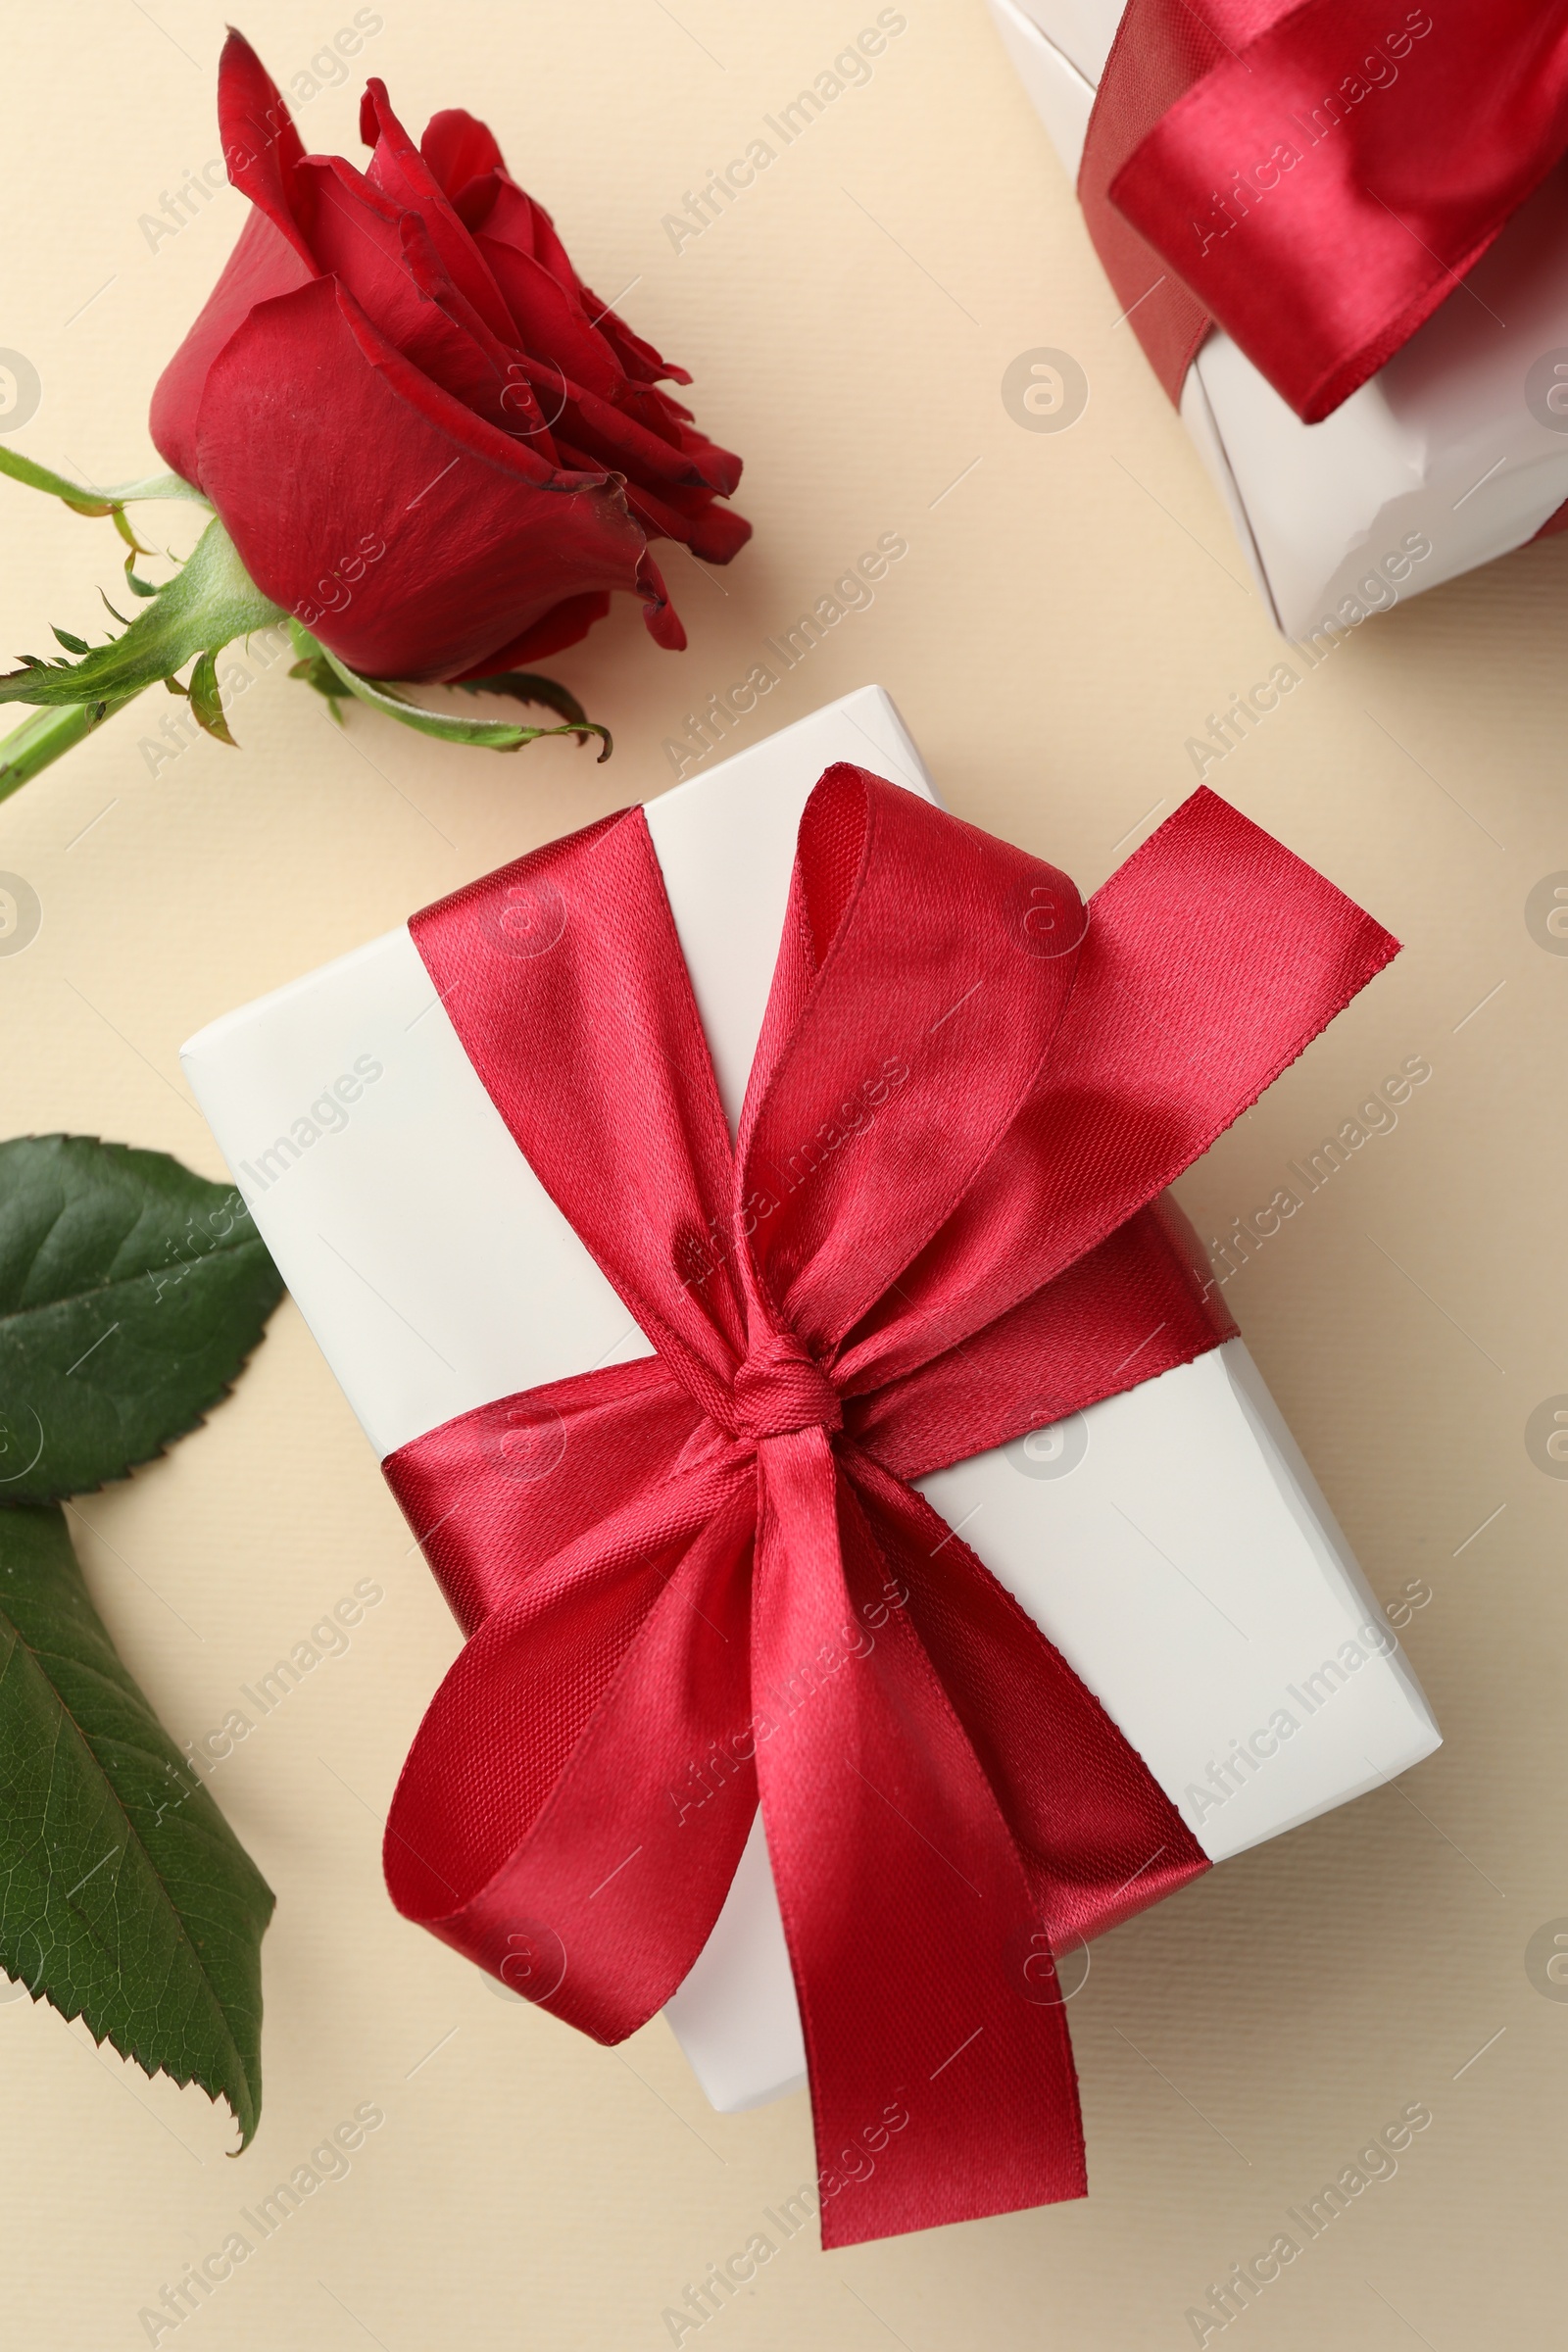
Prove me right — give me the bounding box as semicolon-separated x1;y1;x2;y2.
182;686;1439;2113
989;0;1568;638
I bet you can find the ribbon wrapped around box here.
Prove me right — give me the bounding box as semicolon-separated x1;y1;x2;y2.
182;688;1439;2246
989;0;1568;636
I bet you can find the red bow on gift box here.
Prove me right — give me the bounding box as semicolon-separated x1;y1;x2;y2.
1082;0;1568;424
379;769;1395;2245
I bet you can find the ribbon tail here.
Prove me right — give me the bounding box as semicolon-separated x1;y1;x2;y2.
753;1427;1086;2247
846;1447;1209;1946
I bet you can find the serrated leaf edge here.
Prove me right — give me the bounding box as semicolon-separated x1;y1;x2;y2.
2;1245;284;1504
0;1593;272;2147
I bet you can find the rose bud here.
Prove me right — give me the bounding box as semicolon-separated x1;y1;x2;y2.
149;29;750;682
0;28;751;792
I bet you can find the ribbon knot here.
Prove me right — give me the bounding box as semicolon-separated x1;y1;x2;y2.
729;1326;843;1443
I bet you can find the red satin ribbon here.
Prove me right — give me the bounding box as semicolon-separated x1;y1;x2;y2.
1081;0;1568;423
380;769;1396;2244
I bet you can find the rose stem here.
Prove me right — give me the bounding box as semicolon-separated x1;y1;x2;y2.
0;690;147;805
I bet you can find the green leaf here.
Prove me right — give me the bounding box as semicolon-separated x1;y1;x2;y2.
0;516;283;711
50;626;89;658
0;1502;273;2145
0;447;212;519
291;625;612;760
0;1136;285;1504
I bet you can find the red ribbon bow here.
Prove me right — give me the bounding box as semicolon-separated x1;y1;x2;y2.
1082;0;1568;422
381;769;1396;2244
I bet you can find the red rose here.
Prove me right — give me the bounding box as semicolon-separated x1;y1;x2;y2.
150;30;750;682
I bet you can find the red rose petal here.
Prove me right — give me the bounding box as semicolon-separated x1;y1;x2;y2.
149;208;313;488
420;107;508;203
474;239;621;399
360;76;515;346
218;27;313;263
543;385;735;496
635;550;687;650
193;274;645;679
683;501;753;564
299;155;555;454
622;481;754;564
452;591;612;676
577;278;691;388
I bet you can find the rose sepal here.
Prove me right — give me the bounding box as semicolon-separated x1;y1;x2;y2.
0;514;282;726
289;623;612;760
0;446;213;600
0;445;212;521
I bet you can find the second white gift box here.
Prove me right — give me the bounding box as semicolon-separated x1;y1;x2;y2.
988;0;1568;640
182;685;1439;2112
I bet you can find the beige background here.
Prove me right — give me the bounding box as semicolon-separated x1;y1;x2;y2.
4;1;1565;2344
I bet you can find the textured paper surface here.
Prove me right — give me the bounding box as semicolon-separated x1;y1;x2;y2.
1;3;1562;2343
